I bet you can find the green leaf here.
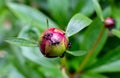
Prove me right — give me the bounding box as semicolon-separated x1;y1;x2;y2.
80;0;94;17
89;60;120;73
5;38;38;47
10;47;42;78
66;13;92;37
92;0;104;21
0;10;8;26
48;0;69;26
79;7;114;68
112;7;120;29
18;25;40;41
7;3;58;31
79;18;108;68
40;67;62;78
72;0;94;17
21;47;60;68
66;50;87;56
89;46;120;73
10;47;31;78
17;25;61;68
112;29;120;38
72;0;86;15
81;72;108;78
8;66;24;78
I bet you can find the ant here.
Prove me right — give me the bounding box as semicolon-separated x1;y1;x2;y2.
68;42;72;49
43;33;53;40
43;33;60;45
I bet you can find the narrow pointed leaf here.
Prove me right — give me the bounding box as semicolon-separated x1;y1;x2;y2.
92;0;104;21
66;13;92;37
66;50;87;56
17;25;61;68
112;29;120;38
81;72;108;78
89;46;120;73
90;60;120;73
5;38;38;47
7;3;58;31
48;0;69;26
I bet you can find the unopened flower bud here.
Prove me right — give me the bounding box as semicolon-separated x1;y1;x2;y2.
104;17;115;30
39;28;69;58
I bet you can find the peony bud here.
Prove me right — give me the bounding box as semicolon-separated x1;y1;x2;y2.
39;28;69;58
104;17;115;30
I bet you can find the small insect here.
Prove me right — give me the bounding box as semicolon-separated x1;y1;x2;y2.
60;52;65;58
68;42;72;49
63;33;65;35
51;41;60;45
43;33;53;40
43;33;60;45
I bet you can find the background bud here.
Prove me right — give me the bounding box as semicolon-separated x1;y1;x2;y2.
104;17;115;30
39;28;69;58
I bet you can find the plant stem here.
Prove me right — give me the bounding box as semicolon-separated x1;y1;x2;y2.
76;26;105;73
61;57;69;77
61;56;73;78
61;57;66;67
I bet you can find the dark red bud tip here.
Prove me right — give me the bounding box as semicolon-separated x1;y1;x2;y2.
104;17;115;30
39;28;69;58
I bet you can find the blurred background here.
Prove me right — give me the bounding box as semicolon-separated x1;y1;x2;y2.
0;0;120;78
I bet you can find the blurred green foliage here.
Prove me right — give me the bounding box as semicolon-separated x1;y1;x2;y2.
0;0;120;78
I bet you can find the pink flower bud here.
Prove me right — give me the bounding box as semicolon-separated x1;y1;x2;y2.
104;17;115;30
39;28;69;58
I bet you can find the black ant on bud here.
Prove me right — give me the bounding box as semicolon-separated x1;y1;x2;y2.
43;33;60;45
68;42;72;49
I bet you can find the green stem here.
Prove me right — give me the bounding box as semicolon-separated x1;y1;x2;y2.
61;57;71;77
61;57;66;67
76;26;105;73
